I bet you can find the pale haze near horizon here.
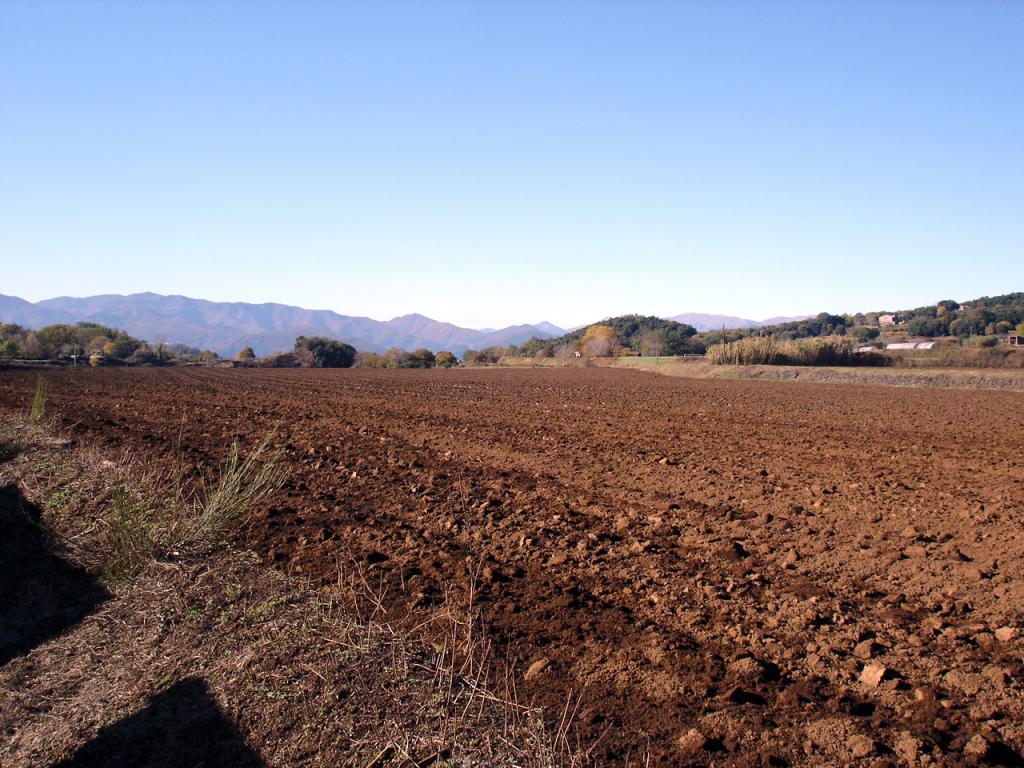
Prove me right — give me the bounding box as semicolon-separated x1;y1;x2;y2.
1;1;1021;330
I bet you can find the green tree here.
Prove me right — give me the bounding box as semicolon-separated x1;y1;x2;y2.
236;346;256;362
103;336;141;359
907;314;950;337
661;325;698;355
294;336;356;368
462;347;506;365
128;345;160;365
407;348;436;368
513;337;553;358
851;327;880;343
955;308;996;337
38;324;76;353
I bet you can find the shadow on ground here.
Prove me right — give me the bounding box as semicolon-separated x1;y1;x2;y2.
52;678;265;768
0;483;111;666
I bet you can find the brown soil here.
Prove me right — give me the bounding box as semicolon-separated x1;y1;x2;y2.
2;367;1022;767
0;421;562;768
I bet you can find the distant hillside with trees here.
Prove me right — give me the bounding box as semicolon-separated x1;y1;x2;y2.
1;320;452;370
699;293;1024;345
512;315;701;359
494;294;1024;367
0;322;218;365
889;293;1024;338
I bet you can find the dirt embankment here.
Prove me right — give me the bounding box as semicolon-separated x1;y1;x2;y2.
1;367;1022;767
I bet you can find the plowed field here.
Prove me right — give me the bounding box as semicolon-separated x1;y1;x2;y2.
2;367;1022;766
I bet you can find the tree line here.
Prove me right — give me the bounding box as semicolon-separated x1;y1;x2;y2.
6;292;1022;370
893;295;1024;338
0;322;218;364
245;338;459;369
689;294;1024;349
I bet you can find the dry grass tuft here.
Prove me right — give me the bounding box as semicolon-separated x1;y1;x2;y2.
101;484;156;585
29;376;47;423
0;417;288;586
178;432;288;549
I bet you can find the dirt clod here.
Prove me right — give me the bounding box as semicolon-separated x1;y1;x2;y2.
995;626;1019;642
964;733;992;759
893;730;921;764
853;639;880;659
860;662;887;688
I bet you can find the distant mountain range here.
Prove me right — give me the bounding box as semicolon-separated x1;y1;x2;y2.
0;293;566;357
0;293;813;356
667;313;812;331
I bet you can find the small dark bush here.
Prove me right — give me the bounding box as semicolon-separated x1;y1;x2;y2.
294;336;356;368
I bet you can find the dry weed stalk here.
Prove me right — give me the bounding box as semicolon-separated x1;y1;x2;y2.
29;376;47;423
339;551;588;768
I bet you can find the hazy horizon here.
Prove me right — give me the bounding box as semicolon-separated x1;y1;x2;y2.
2;2;1022;328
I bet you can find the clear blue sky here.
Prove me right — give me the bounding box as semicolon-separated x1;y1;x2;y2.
2;1;1021;329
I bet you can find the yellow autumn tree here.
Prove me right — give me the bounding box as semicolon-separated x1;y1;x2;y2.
579;325;618;357
435;351;458;367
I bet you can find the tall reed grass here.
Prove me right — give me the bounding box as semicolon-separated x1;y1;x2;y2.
706;335;865;366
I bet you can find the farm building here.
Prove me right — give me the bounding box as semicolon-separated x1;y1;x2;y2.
1009;334;1023;348
879;314;897;326
885;342;936;350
